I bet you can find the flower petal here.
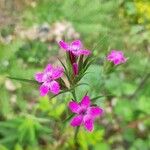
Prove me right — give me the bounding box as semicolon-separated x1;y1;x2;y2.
35;72;44;83
107;55;113;61
44;64;53;73
59;41;69;51
49;81;60;94
40;84;49;96
78;49;91;56
70;115;83;127
68;101;80;114
71;40;82;50
88;106;104;118
114;59;120;65
83;115;94;132
71;51;81;56
80;95;90;108
73;63;78;75
52;67;64;80
69;51;77;64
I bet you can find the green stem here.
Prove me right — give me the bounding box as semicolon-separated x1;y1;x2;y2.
72;89;77;100
74;126;80;149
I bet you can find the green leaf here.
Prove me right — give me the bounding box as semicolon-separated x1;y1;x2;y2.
0;134;18;144
58;57;71;82
63;114;75;123
78;129;104;149
83;56;93;68
83;57;95;72
91;95;105;101
7;77;38;84
14;144;23;150
57;78;67;89
95;142;110;150
0;145;9;150
78;55;84;72
115;100;135;122
38;96;50;112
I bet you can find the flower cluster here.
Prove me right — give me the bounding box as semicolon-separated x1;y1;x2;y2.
59;40;91;76
35;39;127;132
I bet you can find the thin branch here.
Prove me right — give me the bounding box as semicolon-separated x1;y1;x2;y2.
74;127;80;150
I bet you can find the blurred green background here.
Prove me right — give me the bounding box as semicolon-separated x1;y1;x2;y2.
0;0;150;150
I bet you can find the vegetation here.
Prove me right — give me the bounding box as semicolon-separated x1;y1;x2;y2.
0;0;150;150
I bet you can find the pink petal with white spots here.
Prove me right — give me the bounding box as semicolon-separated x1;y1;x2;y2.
59;41;69;51
44;64;53;73
52;67;64;80
83;115;94;132
35;72;44;83
40;84;49;96
71;50;81;56
71;40;82;50
88;106;103;118
80;95;91;108
49;81;60;94
71;115;83;127
68;101;80;114
78;49;91;56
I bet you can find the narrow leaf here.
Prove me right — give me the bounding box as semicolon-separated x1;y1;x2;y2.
63;114;75;123
7;77;38;84
78;55;84;72
91;95;105;101
58;58;71;82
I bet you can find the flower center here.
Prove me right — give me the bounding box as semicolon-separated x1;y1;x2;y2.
43;72;53;82
79;107;87;115
114;53;121;59
70;45;79;51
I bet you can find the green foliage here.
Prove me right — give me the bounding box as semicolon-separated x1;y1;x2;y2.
0;115;51;149
115;99;135;122
137;96;150;114
16;40;49;65
0;145;8;150
78;129;104;149
129;138;150;150
0;0;150;149
0;25;15;37
38;96;65;120
94;142;111;150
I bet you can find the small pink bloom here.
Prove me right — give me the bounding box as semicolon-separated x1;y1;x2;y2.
69;51;77;64
107;50;127;65
68;95;103;132
73;63;78;76
59;40;91;56
35;64;64;96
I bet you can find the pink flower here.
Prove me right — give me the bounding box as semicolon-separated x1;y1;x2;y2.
107;50;127;65
73;63;78;76
59;40;91;56
35;64;64;96
68;95;103;132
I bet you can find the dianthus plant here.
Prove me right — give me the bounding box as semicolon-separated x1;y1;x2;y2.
9;39;127;143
